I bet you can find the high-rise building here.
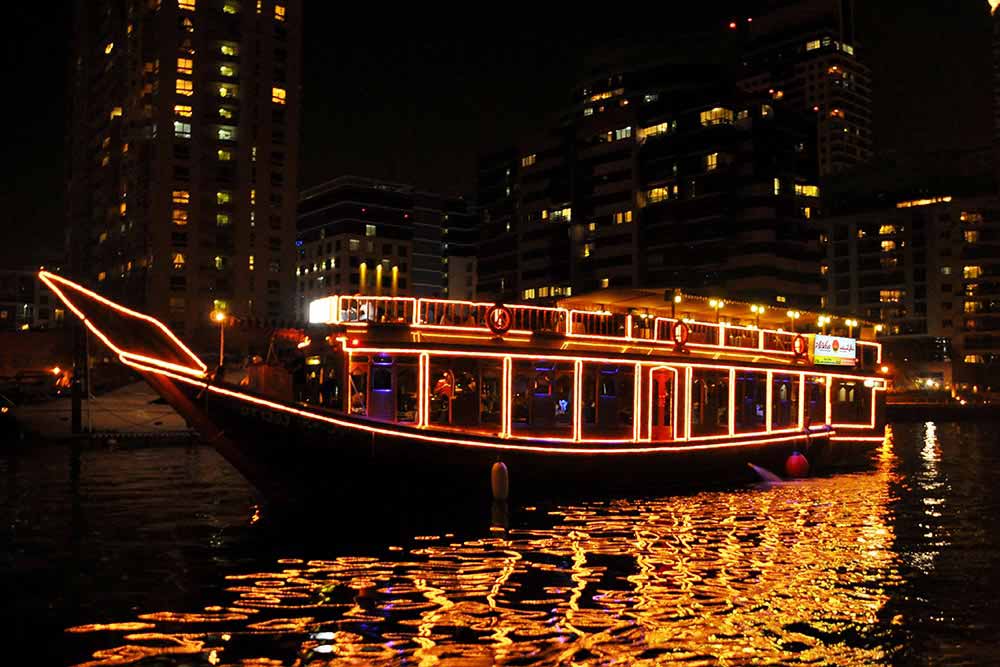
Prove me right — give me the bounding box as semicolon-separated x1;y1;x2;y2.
68;0;302;341
737;0;872;177
0;267;66;332
823;195;1000;392
478;65;824;309
296;176;476;320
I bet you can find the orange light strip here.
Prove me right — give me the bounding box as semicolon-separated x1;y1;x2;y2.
39;271;207;378
798;372;806;428
501;356;512;437
728;368;736;436
418;352;429;427
684;367;692;441
830;435;885;442
573;360;582;441
633;362;642;441
125;356;844;455
765;370;773;432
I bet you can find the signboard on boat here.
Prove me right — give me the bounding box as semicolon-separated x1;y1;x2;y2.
811;334;857;366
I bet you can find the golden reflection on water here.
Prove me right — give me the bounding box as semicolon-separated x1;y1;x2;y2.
68;451;903;665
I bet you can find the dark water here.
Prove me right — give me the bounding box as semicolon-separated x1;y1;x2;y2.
3;423;1000;666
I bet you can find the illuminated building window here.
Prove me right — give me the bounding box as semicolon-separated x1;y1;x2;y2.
587;88;623;102
879;224;896;235
216;213;230;226
965;301;982;313
881;256;898;269
176;79;193;96
217;191;232;205
172;190;190;204
600;277;610;288
964;230;979;244
182;17;194;32
271;87;286;104
365;224;376;237
583;243;593;258
643;93;659;103
249;255;255;271
110;106;122;119
172;209;188;225
705;152;718;171
215;256;227;271
174;104;192;117
173;121;191;138
802;207;812;219
588;222;597;231
829;108;845;119
699;107;733;127
217;126;236;141
881;240;896;252
965;354;985;364
761;104;773;117
105;42;114;55
217;149;232;161
879;289;902;303
274;4;286;20
213;299;228;312
646;187;670;204
119;202;127;216
794;184;820;197
613;210;632;225
550;207;572;222
177;58;193;74
219;107;234;120
941;266;952;276
820;264;828;275
521;154;536;167
98;272;107;281
960;211;983;223
637;121;673;141
178;0;195;9
614;126;632;140
223;1;238;13
221;44;238;56
806;39;821;50
522;288;536;300
773;178;781;195
897;196;952;208
776;295;786;303
218;84;238;98
349;239;360;251
963;265;982;279
857;228;866;239
219;64;236;77
250;189;255;205
538;286;550;298
842;43;855;55
966;283;979;296
583;107;593;116
172;253;185;270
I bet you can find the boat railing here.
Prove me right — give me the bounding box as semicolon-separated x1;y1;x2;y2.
570;310;628;337
338;296;416;325
763;330;796;352
724;324;761;350
417;299;568;333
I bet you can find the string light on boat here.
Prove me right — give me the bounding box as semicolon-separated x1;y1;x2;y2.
750;304;765;328
817;314;832;333
708;299;724;323
844;318;859;338
786;310;801;332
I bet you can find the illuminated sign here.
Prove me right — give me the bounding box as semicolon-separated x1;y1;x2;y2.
812;335;856;366
309;297;335;324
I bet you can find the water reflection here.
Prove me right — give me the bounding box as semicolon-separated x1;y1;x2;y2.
66;456;904;665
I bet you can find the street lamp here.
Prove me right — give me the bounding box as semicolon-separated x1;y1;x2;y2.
709;298;724;323
211;309;227;368
750;304;765;328
671;292;682;319
844;318;859;338
817;314;832;334
786;310;800;332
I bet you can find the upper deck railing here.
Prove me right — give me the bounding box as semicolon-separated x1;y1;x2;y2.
309;295;881;368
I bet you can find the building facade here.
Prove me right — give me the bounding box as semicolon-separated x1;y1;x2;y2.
0;268;66;332
478;65;825;309
68;0;302;341
296;176;476;320
824;195;1000;392
737;0;872;177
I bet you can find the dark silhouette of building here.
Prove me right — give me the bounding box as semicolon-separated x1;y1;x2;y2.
297;176;476;319
68;0;302;340
478;64;824;309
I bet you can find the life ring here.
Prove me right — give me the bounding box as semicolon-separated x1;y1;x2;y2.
792;334;808;358
486;304;513;335
672;321;689;347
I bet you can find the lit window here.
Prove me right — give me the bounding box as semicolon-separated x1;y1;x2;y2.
897;196;952;209
105;42;114;55
250;189;255;205
820;264;828;275
216;213;230;226
637;121;673;141
881;240;896;252
249;255;255;271
960;211;983;223
217;126;236;141
215;256;227;271
806;39;821;51
218;84;237;98
176;79;193;96
119;202;127;216
172;253;185;270
699;107;733;127
963;265;982;279
365;224;376;237
964;230;979;244
583;243;593;258
588;222;597;231
172;190;190;204
222;1;238;13
773;178;781;195
600;278;609;288
182;17;193;31
614;126;632;140
522;288;536;300
879;289;902;303
221;44;238;56
941;266;952;276
217;149;232;161
349;239;360;251
174;104;192;117
879;224;896;235
538;286;550;298
219;107;234;119
857;229;866;239
217;191;232;205
172;209;188;225
583;107;593;116
705;152;718;171
177;58;193;74
271;86;286;104
550;207;572;222
219;64;236;77
178;0;195;9
110;106;122;119
794;184;820;197
98;271;107;281
214;299;228;312
965;301;982;313
965;354;985;364
802;207;812;219
646;187;670;204
761;104;773;117
274;4;285;20
173;121;191;138
521;154;536;168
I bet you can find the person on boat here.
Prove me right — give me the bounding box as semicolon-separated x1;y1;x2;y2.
464;311;477;327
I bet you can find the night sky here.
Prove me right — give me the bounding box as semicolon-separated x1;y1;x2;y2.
0;2;992;267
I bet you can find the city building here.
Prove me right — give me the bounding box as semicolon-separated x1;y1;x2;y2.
0;268;66;332
68;0;302;341
296;176;476;320
478;64;825;309
823;195;1000;392
736;0;872;178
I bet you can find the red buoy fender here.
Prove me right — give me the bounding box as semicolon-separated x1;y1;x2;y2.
672;321;689;347
792;334;808;358
785;451;810;478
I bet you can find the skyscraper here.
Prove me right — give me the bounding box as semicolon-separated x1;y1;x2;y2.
737;0;871;177
68;0;301;341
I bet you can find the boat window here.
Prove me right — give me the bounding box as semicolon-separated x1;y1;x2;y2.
428;356;497;431
771;374;800;429
804;375;827;425
734;371;767;433
512;359;575;437
831;378;870;424
349;371;367;416
372;367;392;392
395;357;418;422
581;362;633;439
479;359;503;427
690;368;729;437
